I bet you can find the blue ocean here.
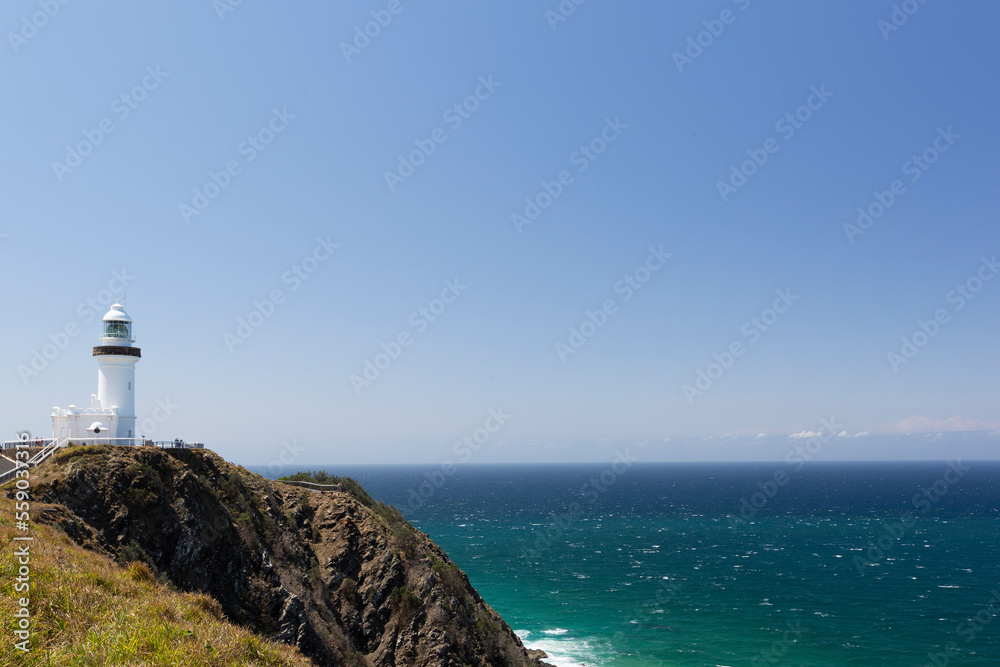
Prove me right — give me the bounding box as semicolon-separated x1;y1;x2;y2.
264;462;1000;666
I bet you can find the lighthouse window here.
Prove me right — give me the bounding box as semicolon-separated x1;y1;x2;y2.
105;321;130;339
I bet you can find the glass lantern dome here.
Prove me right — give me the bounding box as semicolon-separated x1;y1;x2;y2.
101;302;134;342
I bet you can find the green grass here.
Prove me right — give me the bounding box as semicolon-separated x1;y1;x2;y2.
0;495;313;667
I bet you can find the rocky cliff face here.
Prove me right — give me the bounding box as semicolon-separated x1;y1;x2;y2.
30;446;547;667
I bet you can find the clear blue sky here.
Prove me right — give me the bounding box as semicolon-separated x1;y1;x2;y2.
3;1;998;465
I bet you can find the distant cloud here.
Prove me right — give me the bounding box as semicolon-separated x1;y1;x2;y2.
876;415;1000;434
853;431;870;437
789;428;850;438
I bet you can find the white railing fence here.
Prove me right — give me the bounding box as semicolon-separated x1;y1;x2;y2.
0;437;68;485
0;438;206;486
1;438;204;450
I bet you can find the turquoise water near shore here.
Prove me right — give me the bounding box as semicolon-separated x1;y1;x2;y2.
267;463;1000;666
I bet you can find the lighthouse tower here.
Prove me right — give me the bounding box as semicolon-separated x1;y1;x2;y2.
51;301;141;443
94;302;141;440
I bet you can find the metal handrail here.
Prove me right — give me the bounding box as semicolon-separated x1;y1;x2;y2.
2;439;54;451
150;441;205;449
1;438;136;450
2;438;205;450
0;437;68;485
0;437;207;486
29;438;64;466
278;480;343;492
0;467;21;486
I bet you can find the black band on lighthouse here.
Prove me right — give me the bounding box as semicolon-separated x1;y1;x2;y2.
93;346;142;358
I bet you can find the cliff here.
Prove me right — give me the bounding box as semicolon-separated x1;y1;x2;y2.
0;501;313;666
18;445;549;667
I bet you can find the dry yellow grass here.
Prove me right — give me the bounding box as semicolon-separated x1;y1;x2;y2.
0;494;314;667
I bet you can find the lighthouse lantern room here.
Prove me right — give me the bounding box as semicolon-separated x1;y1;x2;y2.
51;301;142;444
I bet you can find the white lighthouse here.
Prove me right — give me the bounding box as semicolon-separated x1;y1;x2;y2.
52;301;141;443
94;302;141;439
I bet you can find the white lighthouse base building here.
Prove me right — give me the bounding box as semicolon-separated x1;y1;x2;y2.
51;301;141;445
51;398;128;445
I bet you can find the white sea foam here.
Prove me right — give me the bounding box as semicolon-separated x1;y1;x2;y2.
515;628;604;667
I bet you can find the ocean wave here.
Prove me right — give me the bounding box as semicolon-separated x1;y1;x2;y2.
517;631;606;667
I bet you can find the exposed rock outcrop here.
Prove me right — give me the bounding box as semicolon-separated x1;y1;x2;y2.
29;446;549;667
